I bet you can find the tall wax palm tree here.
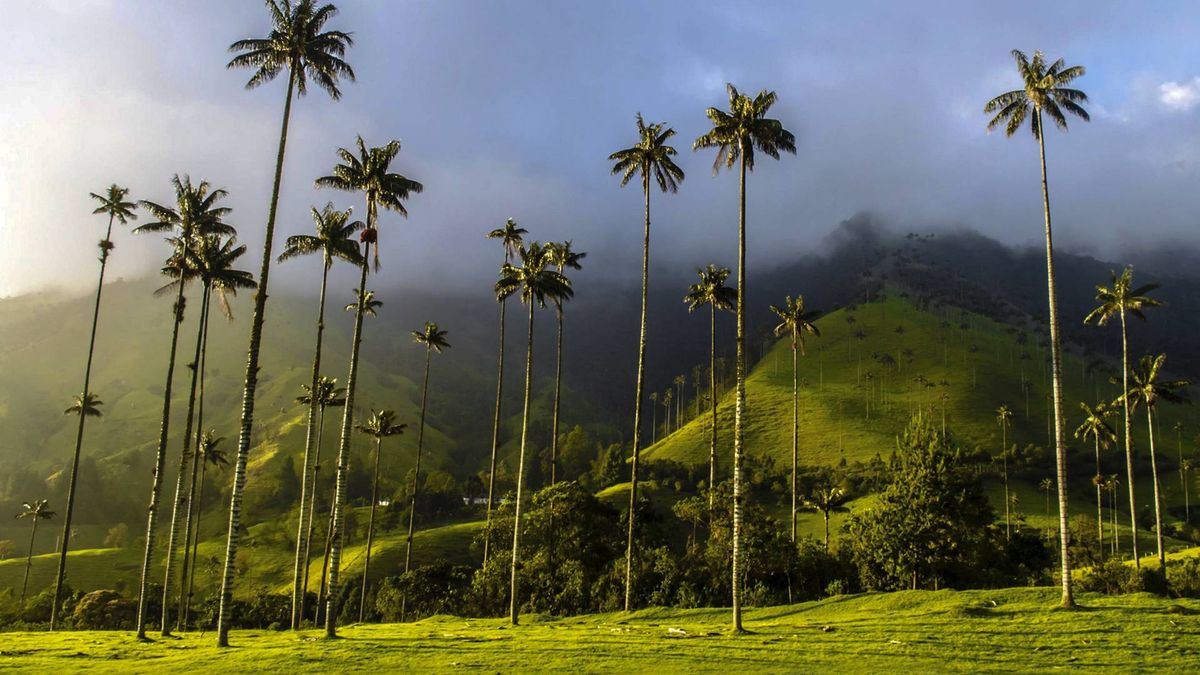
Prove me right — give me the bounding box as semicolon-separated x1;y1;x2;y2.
404;323;450;577
183;431;229;629
483;219;526;564
133;176;234;638
1182;458;1194;526
1174;421;1186;501
311;379;348;626
547;241;586;486
1103;474;1121;554
17;500;55;606
802;487;847;552
1040;477;1055;516
1120;354;1190;570
661;389;674;434
673;374;687;427
50;185;136;629
1075;401;1117;550
295;376;345;622
648;392;658;444
770;295;821;544
996;405;1014;540
221;1;353;645
985;49;1089;607
609;113;685;612
694;83;795;630
307;136;421;639
1084;266;1161;567
355;409;405;623
684;265;736;510
173;234;255;632
495;242;572;625
278;203;363;628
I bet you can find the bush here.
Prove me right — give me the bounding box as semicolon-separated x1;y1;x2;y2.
1167;557;1200;598
375;563;473;621
1078;559;1137;594
73;590;136;630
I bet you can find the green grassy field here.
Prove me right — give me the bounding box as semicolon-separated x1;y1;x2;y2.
1;588;1196;672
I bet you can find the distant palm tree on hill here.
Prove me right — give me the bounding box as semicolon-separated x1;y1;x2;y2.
355;409;405;623
995;405;1014;540
1075;401;1116;551
405;323;451;577
770;295;821;544
17;500;55;606
684;264;736;510
547;241;586;486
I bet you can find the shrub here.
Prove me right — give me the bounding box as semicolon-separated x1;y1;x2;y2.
1167;557;1200;598
73;590;136;630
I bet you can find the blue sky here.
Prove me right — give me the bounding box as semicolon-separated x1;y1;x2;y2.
3;0;1200;298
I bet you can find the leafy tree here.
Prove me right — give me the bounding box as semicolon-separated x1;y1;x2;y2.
694;83;795;630
355;409;405;622
495;242;572;624
132;175;234;638
220;0;354;644
50;185;135;629
312;135;421;638
405;323;451;580
547;241;586;486
609;113;685;611
996;404;1014;539
770;295;822;543
1075;401;1116;552
684;265;736;510
17;500;55;606
985;49;1089;607
277;203;363;628
847;414;994;591
483;219;526;564
1119;354;1190;569
1083;266;1161;567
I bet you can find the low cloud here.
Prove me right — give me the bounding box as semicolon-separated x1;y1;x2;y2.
1160;77;1200;111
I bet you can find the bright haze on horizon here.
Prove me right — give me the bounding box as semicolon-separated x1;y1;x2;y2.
3;0;1200;299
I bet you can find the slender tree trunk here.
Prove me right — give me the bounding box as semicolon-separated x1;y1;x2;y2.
162;284;210;635
179;286;213;630
21;516;39;606
1002;424;1011;540
731;145;748;632
135;280;187;639
1036;114;1074;607
1119;310;1139;567
51;213;115;629
405;349;433;574
822;512;830;552
709;304;718;511
217;67;296;647
293;261;331;629
316;493;335;627
1095;437;1104;554
301;405;328;623
1148;409;1166;570
510;301;536;625
550;305;564;486
483;281;509;564
624;173;652;612
358;436;383;624
324;239;372;638
790;340;798;544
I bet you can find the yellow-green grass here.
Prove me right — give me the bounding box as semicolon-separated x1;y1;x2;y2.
2;588;1197;671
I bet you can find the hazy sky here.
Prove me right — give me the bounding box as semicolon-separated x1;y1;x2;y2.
3;0;1200;299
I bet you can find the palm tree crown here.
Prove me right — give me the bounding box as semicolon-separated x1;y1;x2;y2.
64;393;103;418
684;264;737;314
692;83;797;172
495;242;573;308
608;113;685;192
356;409;406;440
18;500;55;521
278;203;365;269
1121;354;1190;413
488;218;528;262
770;295;821;356
90;184;138;226
413;322;451;353
984;50;1089;138
1084;267;1162;327
1075;401;1117;448
227;0;354;99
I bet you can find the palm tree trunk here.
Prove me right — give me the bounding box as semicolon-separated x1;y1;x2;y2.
21;516;39;606
709;304;718;512
1095;437;1104;553
1036;111;1074;608
324;240;372;638
483;294;508;565
550;305;564;485
316;494;335;627
405;349;433;574
510;300;536;625
624;173;652;612
790;340;798;544
1119;310;1139;567
731;144;748;632
162;284;210;635
292;261;331;629
135;280;187;639
301;404;328;622
823;511;830;552
217;66;297;648
51;213;115;629
358;437;383;624
1147;408;1166;570
179;285;213;629
1003;424;1011;541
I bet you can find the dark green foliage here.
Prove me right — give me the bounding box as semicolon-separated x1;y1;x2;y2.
375;563;473;621
847;413;996;590
73;590;136;629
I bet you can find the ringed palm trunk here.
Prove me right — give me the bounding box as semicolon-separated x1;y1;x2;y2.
404;349;433;575
51;212;116;629
135;278;188;639
1147;408;1166;570
316;490;336;626
292;260;332;629
1036;109;1074;608
1002;424;1011;540
731;143;748;632
358;436;383;623
1118;310;1139;566
483;276;509;564
1094;437;1104;553
550;303;564;485
708;303;718;511
509;300;536;625
324;240;372;638
21;515;40;606
624;172;651;612
217;65;297;647
301;402;329;621
162;284;210;635
790;338;798;544
179;285;213;629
